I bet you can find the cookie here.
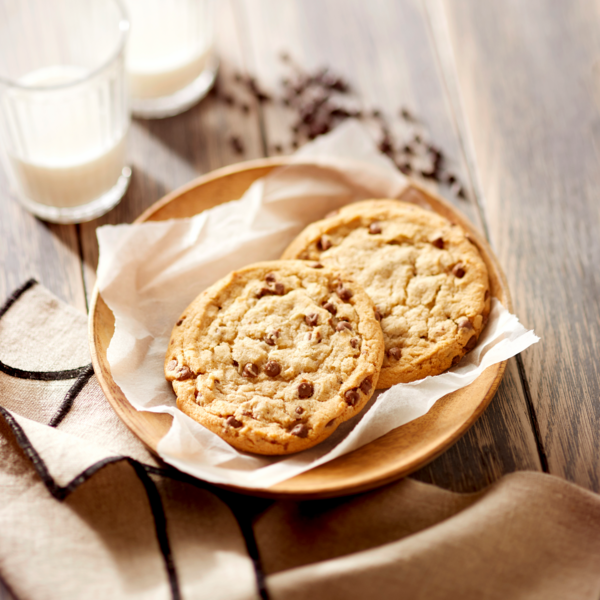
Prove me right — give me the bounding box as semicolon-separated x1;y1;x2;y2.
165;260;384;455
282;200;491;388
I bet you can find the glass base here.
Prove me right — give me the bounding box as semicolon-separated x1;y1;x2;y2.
130;56;219;119
17;166;132;224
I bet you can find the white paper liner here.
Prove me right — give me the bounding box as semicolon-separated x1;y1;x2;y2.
96;121;539;489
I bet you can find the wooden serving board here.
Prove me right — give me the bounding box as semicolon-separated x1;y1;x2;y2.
89;158;511;499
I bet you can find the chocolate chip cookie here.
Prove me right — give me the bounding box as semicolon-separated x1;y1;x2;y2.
282;200;491;388
165;261;384;455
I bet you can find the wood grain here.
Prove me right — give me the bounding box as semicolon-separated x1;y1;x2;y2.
78;0;265;302
440;0;600;491
89;161;511;498
239;0;541;491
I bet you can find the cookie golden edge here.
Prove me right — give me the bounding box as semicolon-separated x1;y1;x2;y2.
281;199;491;389
164;260;385;456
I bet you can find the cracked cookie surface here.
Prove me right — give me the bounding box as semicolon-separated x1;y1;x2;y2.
282;200;491;388
165;260;384;455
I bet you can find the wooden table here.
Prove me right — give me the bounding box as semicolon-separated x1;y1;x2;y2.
1;0;598;497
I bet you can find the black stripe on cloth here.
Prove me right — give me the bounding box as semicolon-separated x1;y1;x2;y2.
0;406;182;600
0;278;37;320
48;364;95;427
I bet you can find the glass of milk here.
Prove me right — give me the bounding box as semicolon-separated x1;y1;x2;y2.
123;0;218;119
0;0;131;223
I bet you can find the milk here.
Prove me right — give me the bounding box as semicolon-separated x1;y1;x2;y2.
3;65;128;208
124;0;213;99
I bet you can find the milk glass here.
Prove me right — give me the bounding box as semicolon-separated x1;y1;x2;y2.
123;0;218;119
0;0;131;223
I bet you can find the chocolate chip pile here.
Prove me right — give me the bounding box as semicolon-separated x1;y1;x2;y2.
210;52;467;200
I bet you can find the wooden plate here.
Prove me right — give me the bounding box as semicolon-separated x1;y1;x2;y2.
89;158;510;500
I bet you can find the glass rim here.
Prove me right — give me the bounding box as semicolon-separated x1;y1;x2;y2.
0;0;130;91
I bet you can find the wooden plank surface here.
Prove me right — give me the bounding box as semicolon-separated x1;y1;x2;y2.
440;0;600;491
238;0;542;491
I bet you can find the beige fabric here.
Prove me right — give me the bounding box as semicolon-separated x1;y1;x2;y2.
1;281;600;600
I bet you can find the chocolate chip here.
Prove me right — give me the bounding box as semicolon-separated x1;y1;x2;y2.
276;282;286;295
226;416;243;428
345;389;360;406
464;335;478;351
374;307;382;321
317;236;332;251
265;273;276;283
167;359;178;372
298;382;314;398
232;359;239;367
194;389;201;400
369;222;382;234
360;378;372;394
350;338;359;349
176;318;184;326
176;366;193;380
336;321;352;332
452;355;462;366
312;262;324;269
452;263;466;278
305;313;319;326
265;330;279;346
291;424;309;438
432;237;444;249
324;301;337;315
336;284;352;301
265;360;281;377
243;363;259;378
295;406;304;415
485;289;490;301
457;317;474;330
388;347;402;360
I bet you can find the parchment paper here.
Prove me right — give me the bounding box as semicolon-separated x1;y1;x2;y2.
96;121;539;488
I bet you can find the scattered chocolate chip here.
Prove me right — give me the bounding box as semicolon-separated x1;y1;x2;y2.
226;416;243;428
317;236;332;251
452;263;466;278
350;338;359;349
232;359;239;367
374;307;382;321
336;284;353;301
291;424;309;438
345;389;360;406
176;366;193;380
305;313;319;326
360;378;372;395
324;301;337;315
295;406;304;415
452;355;462;366
265;273;276;283
243;363;259;378
388;347;402;360
457;317;474;330
194;389;201;399
369;222;382;234
265;360;282;377
432;237;444;249
167;359;178;371
485;289;490;301
464;335;478;352
229;136;244;155
176;318;184;326
298;382;314;398
312;262;324;269
274;282;285;295
336;321;352;332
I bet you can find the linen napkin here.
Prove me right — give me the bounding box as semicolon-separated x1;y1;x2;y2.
1;280;600;600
